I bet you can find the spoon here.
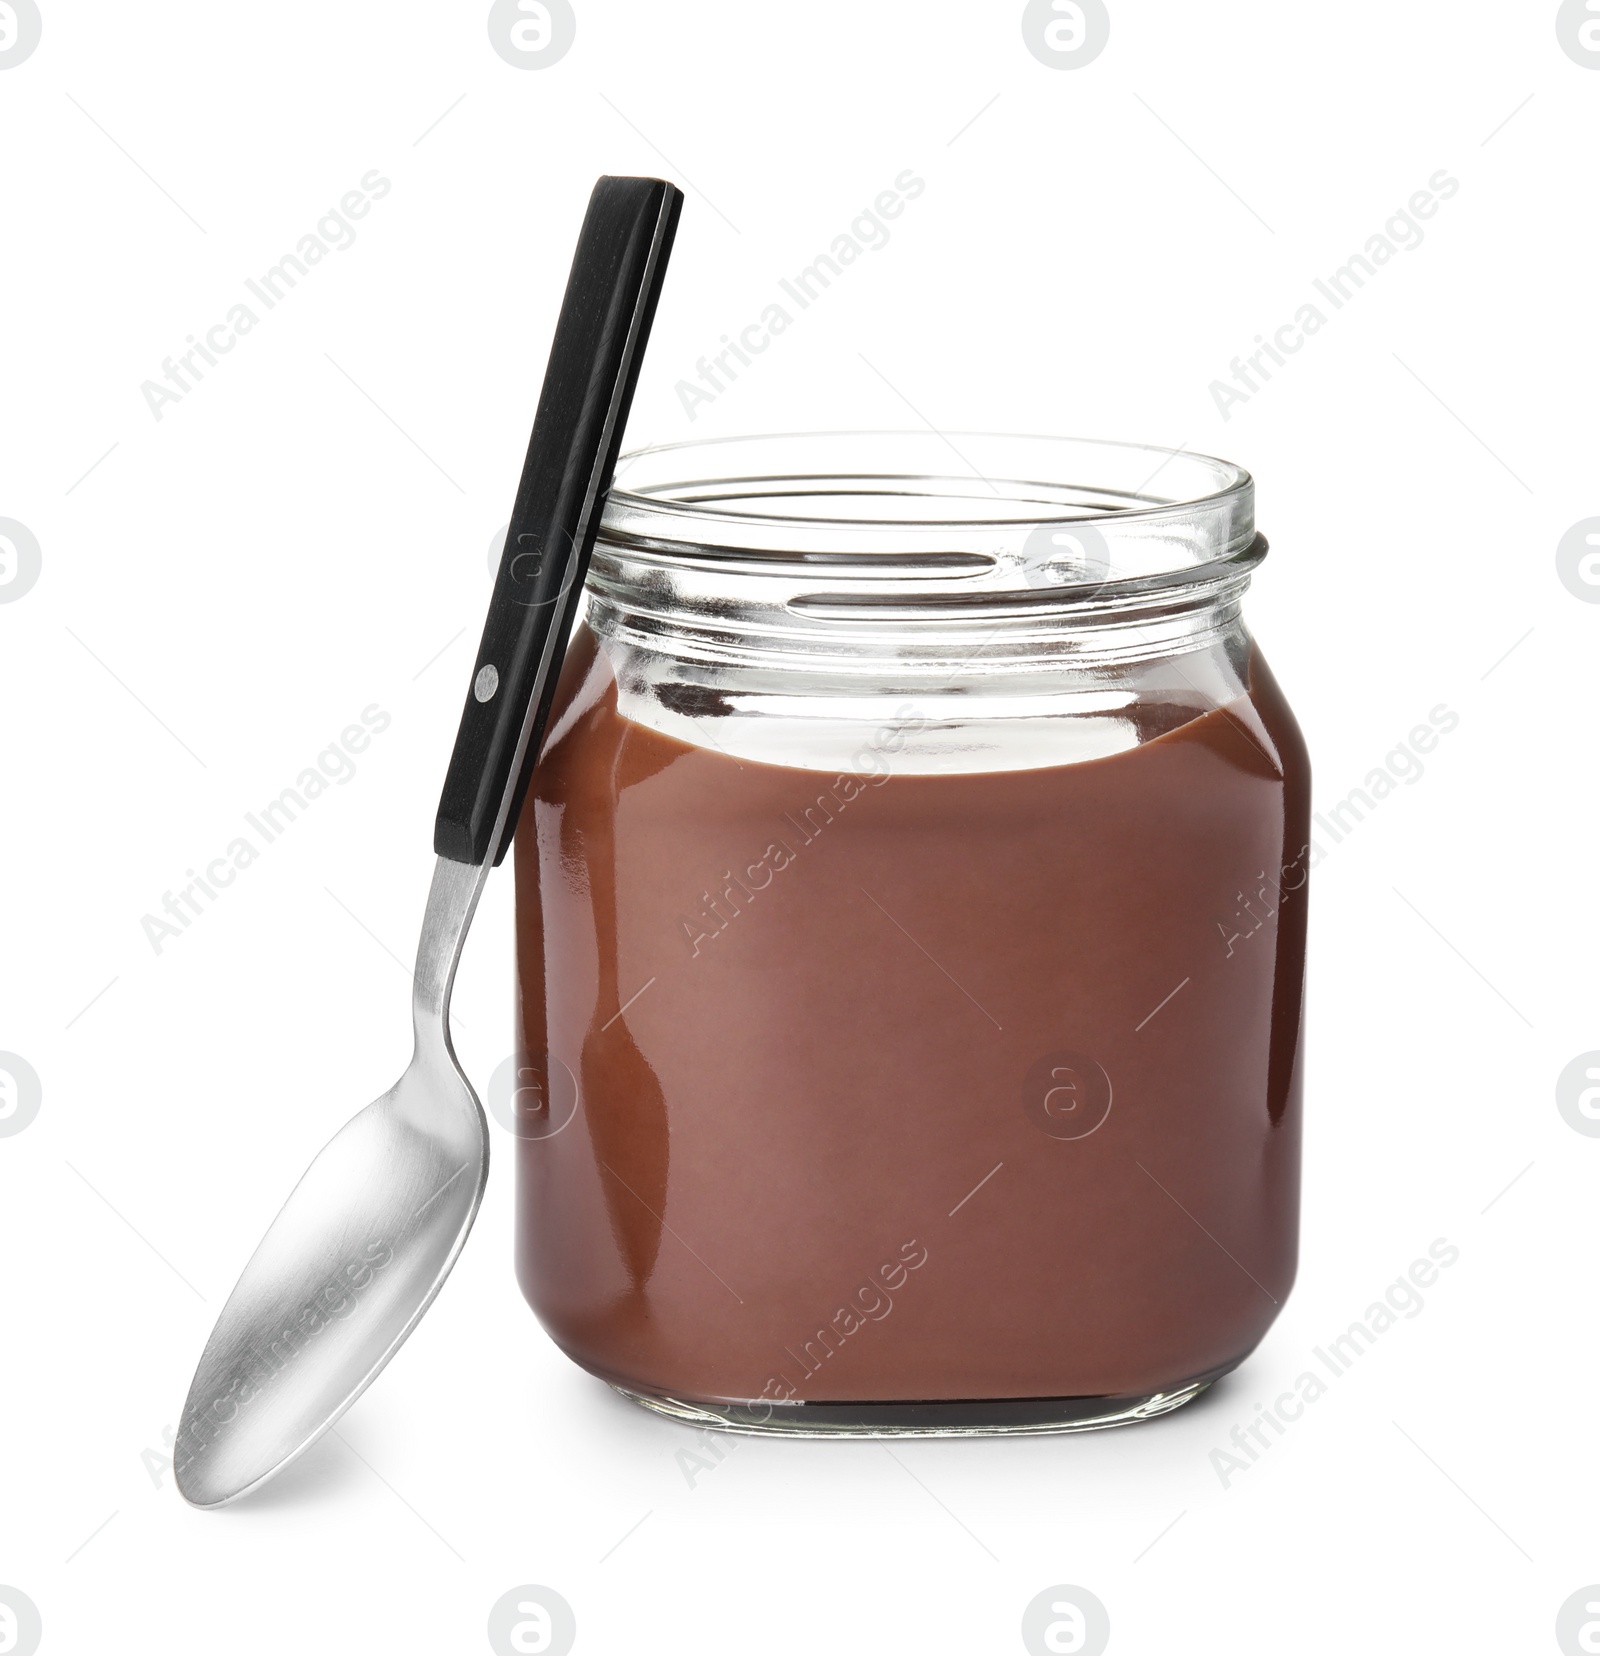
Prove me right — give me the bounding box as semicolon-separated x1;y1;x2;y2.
175;175;684;1507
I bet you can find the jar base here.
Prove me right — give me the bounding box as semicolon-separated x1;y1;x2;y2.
611;1380;1215;1438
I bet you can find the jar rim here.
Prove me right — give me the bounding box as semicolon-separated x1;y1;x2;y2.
610;429;1250;530
600;431;1258;611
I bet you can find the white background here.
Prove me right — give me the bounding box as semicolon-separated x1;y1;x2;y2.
2;2;1597;1652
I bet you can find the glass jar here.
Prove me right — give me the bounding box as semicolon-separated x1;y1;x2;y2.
511;432;1309;1436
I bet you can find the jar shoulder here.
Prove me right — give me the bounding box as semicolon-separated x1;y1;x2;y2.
562;612;1299;779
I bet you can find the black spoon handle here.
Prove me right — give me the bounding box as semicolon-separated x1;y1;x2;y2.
433;175;682;867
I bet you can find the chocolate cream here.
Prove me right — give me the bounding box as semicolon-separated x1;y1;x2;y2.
513;625;1309;1409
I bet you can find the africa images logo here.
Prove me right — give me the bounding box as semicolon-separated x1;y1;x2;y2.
487;0;576;69
1020;0;1111;70
0;519;41;603
0;0;43;70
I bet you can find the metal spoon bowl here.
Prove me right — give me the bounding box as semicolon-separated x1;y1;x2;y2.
175;859;488;1507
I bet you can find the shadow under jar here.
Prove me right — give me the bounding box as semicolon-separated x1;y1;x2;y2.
512;433;1310;1436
